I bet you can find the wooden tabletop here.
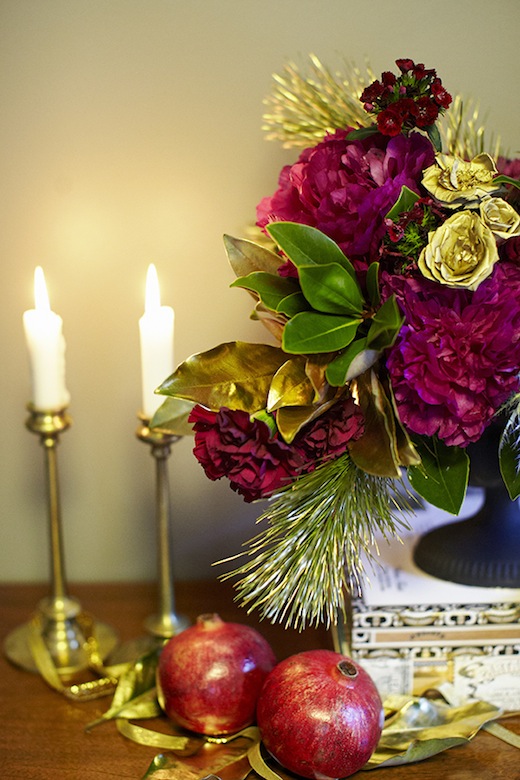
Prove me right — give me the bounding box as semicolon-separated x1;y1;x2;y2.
0;581;518;779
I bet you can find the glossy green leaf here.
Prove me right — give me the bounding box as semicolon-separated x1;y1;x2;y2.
366;295;404;350
408;437;470;514
386;185;420;221
298;263;364;316
223;234;282;277
276;290;309;317
267;222;356;278
366;262;380;307
325;338;379;386
231;272;300;312
158;342;287;413
499;426;520;500
150;396;195;436
282;311;362;354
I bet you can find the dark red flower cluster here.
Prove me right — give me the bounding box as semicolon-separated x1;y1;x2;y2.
189;397;364;502
360;59;452;137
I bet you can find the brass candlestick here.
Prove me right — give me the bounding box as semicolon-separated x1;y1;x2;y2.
111;415;189;664
137;415;189;639
4;405;118;675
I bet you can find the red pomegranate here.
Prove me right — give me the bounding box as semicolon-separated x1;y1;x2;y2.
156;613;276;735
256;649;383;779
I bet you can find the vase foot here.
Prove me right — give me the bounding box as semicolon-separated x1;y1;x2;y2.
413;492;520;588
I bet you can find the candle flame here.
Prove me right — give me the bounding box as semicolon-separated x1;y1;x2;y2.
34;266;51;312
145;263;161;312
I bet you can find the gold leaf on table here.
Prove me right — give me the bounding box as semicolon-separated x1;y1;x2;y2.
85;649;161;731
363;695;502;769
224;234;282;278
158;342;287;414
141;738;255;780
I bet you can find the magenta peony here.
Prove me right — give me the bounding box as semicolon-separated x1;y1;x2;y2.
384;263;520;447
257;130;434;269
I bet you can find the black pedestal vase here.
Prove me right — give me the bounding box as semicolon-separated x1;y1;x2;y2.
412;424;520;588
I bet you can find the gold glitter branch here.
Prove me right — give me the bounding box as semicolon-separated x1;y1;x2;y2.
262;55;504;160
262;54;375;148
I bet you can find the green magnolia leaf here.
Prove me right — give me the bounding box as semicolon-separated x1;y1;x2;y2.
499;425;520;500
158;341;287;413
276;291;309;317
86;649;161;731
231;272;300;312
325;338;379;386
282;311;362;354
298;263;364;316
267;222;356;278
366;262;380;307
386;185;420;222
408;437;470;514
223;234;282;277
150;396;195;436
366;295;404;350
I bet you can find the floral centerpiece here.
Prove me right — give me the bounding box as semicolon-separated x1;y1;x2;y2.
153;57;520;629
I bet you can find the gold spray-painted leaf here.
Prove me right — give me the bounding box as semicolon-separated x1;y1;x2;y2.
276;397;341;443
85;649;161;730
251;301;286;342
158;342;287;414
267;357;316;412
348;371;403;477
150;396;196;436
224;234;282;278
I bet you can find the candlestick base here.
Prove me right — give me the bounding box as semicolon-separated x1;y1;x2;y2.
4;596;118;675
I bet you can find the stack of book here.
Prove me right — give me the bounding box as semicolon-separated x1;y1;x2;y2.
344;489;520;696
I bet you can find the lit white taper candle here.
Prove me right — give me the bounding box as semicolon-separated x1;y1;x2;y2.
139;264;174;419
23;267;70;410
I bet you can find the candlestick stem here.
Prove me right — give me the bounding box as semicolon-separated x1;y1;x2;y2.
3;406;118;674
138;417;189;638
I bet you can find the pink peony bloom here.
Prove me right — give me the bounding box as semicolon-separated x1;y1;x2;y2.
384;263;520;447
256;130;434;269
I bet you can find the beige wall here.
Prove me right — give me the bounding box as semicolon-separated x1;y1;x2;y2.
1;0;518;582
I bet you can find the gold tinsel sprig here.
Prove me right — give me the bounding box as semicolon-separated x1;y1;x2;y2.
262;55;504;161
